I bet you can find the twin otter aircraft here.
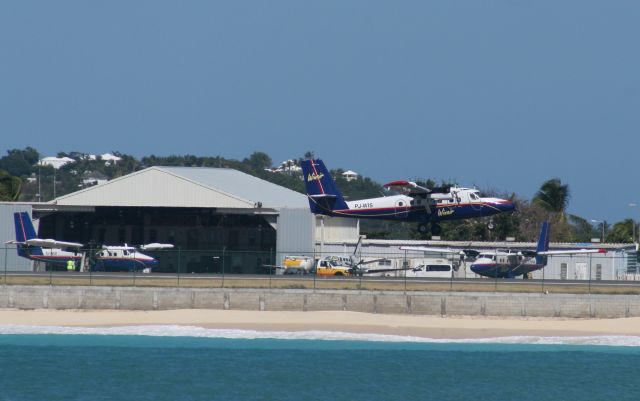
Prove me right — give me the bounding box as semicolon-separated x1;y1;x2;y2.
403;222;605;278
300;159;515;235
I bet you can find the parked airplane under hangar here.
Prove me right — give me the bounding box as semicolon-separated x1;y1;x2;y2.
0;166;357;273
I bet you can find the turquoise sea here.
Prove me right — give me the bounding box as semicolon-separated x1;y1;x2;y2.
1;326;639;401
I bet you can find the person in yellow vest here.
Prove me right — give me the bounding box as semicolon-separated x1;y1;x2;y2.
67;260;75;272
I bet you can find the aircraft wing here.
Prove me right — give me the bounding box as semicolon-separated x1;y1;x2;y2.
359;267;412;274
383;181;431;196
25;238;83;249
356;258;391;266
139;243;174;250
537;249;606;256
400;246;464;255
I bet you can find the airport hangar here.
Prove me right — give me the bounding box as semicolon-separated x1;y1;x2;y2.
0;166;357;273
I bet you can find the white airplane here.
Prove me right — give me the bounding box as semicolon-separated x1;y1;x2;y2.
92;243;174;271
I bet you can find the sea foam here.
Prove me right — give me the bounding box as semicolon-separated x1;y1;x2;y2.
0;324;639;346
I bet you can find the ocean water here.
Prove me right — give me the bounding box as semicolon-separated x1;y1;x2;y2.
1;326;640;401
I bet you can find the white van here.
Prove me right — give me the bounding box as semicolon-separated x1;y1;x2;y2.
405;258;454;278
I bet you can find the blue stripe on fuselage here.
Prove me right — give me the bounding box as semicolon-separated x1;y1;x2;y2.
471;263;544;278
94;258;158;271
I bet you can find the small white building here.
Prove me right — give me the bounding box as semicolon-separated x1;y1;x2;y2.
341;170;358;182
38;157;75;169
100;153;122;165
81;171;109;187
267;159;302;174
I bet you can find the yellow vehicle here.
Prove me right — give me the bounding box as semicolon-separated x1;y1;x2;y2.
315;257;352;277
283;256;315;274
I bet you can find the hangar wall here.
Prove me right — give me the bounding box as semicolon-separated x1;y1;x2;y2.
276;208;315;263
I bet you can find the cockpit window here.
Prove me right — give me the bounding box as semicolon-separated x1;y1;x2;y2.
479;253;496;261
470;193;480;201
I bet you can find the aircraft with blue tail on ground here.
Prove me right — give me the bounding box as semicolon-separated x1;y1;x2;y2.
8;212;82;267
402;221;606;278
300;158;515;235
9;212;172;271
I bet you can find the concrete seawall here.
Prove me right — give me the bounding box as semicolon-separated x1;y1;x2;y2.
2;285;640;318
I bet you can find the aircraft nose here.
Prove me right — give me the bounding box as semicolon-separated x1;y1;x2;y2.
482;197;515;213
500;200;515;212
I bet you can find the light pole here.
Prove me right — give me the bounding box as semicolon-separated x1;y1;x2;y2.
630;203;637;244
590;219;605;243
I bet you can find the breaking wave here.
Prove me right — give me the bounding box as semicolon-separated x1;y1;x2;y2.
0;324;639;346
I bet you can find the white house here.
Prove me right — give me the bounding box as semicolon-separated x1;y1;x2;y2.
100;153;122;165
341;170;358;182
38;157;75;169
81;171;109;187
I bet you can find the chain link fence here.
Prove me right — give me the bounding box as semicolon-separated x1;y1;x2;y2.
1;246;640;294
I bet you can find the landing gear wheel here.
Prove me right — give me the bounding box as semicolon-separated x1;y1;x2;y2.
418;224;429;234
430;224;442;236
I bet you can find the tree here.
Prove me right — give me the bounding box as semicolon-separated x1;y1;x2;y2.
0;170;22;201
0;147;40;177
568;214;595;242
605;219;633;243
533;178;570;214
246;152;272;172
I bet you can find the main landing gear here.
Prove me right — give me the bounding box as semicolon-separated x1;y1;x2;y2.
417;223;442;237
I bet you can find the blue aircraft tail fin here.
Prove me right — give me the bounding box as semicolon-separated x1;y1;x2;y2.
535;221;550;265
300;159;349;214
13;212;42;257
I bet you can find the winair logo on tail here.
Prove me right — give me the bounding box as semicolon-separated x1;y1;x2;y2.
307;173;324;182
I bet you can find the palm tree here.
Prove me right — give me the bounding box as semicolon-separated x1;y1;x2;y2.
0;170;22;201
533;178;570;214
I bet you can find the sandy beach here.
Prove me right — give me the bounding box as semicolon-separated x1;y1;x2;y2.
1;309;640;338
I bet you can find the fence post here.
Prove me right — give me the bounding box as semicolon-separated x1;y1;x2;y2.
404;250;407;293
88;245;92;286
177;247;181;287
588;254;592;294
132;250;136;287
3;246;7;285
269;248;273;289
222;246;226;288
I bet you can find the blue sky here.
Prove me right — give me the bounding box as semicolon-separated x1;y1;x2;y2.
1;1;639;223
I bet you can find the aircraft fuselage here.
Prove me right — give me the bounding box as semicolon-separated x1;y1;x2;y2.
319;191;514;223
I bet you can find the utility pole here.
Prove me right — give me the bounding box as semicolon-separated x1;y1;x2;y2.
630;203;637;244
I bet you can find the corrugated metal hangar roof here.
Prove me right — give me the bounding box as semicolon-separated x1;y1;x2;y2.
51;166;309;209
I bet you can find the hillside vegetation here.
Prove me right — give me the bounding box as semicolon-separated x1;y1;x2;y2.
0;148;634;243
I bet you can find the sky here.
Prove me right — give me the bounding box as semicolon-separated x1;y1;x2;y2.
1;1;639;223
